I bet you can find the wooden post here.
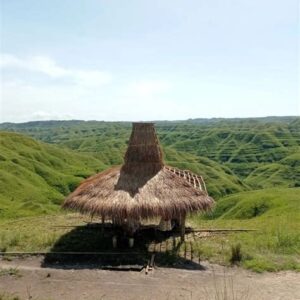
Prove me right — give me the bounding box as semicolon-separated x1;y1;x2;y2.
180;214;186;242
101;215;105;234
112;236;117;248
172;236;176;251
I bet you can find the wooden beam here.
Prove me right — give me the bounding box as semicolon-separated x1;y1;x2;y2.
0;251;141;255
191;228;258;232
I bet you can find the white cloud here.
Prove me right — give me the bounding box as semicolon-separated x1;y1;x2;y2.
0;53;112;87
31;56;69;78
0;53;181;122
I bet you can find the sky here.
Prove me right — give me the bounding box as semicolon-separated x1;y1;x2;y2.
0;0;299;122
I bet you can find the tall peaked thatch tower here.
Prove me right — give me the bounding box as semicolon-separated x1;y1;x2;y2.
63;122;214;241
122;123;163;175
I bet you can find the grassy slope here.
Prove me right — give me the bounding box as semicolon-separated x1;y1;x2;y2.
190;188;300;272
0;131;106;219
0;188;298;272
1;117;299;190
163;147;247;196
0;118;299;272
0;130;245;221
207;187;300;219
158;119;300;188
0;129;247;202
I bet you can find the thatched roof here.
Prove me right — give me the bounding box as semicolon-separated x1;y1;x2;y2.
63;123;214;219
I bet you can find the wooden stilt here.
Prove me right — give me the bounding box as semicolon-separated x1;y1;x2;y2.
101;215;105;234
172;236;176;251
180;214;186;242
112;235;117;248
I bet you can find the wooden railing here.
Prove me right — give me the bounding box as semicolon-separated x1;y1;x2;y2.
165;166;207;194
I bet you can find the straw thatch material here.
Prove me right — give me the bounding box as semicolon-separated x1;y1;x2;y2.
122;122;163;175
63;123;214;220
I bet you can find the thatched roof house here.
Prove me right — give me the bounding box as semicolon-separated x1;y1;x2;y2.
63;123;214;241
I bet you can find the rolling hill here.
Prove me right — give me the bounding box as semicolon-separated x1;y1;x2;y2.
0;120;299;272
1;117;299;189
0;130;248;218
206;188;300;220
0;131;107;219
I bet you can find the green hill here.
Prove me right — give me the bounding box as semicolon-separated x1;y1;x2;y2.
1;117;299;190
0;130;247;219
0;120;299;272
207;188;300;220
190;188;300;272
0;131;107;219
163;147;247;197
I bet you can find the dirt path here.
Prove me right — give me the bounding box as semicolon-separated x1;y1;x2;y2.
0;257;299;300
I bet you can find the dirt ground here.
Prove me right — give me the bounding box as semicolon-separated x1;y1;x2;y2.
0;256;299;300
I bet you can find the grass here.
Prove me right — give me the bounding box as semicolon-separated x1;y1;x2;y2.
1;117;299;190
230;244;242;265
0;268;21;278
0;292;20;300
189;188;300;272
203;270;250;300
0;131;107;219
0;118;299;210
0;130;249;221
0;118;299;273
0;188;299;272
0;214;83;252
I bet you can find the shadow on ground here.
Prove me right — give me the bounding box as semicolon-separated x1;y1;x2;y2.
42;224;206;271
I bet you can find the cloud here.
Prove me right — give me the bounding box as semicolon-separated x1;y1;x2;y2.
0;53;112;87
0;53;179;122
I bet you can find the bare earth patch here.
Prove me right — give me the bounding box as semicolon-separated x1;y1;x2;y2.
0;256;299;300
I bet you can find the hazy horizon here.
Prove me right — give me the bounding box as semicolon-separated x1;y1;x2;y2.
1;1;299;122
0;115;299;125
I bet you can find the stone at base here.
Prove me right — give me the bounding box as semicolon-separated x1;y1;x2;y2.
128;237;134;248
112;236;117;248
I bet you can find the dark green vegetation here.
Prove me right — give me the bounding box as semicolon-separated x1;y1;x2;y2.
0;116;299;271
